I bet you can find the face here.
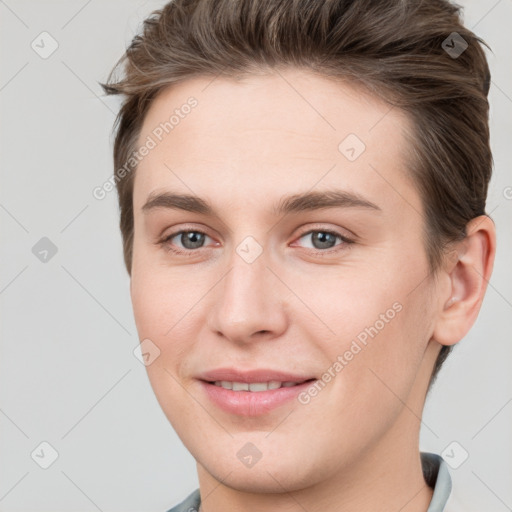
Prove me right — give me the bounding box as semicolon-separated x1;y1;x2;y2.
130;68;441;493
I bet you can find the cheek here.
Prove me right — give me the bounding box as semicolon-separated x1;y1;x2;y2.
289;264;403;351
129;258;207;375
130;266;197;426
130;253;200;340
130;278;167;342
294;263;433;406
357;298;432;413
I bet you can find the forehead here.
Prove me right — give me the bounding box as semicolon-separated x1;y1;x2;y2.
133;68;418;217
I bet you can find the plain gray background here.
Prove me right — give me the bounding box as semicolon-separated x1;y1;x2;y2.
1;0;511;510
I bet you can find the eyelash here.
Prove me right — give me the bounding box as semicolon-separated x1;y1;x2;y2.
158;227;354;257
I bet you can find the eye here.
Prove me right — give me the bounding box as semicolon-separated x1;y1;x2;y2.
158;227;354;257
159;229;214;255
294;229;353;253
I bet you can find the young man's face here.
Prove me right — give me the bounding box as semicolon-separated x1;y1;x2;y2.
130;68;443;492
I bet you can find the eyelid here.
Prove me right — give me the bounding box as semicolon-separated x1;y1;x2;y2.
158;223;356;256
291;227;354;254
159;223;214;241
293;222;357;243
158;225;216;250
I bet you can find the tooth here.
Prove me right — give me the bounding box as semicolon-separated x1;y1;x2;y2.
216;380;299;391
232;382;249;391
249;382;268;392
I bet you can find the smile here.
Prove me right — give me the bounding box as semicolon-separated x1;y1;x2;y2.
200;378;317;416
211;380;309;391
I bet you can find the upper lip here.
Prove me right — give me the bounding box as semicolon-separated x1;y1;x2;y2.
198;368;317;384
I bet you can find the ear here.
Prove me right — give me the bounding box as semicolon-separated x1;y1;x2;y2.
432;215;496;346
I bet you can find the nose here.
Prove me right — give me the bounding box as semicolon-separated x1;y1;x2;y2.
206;249;288;345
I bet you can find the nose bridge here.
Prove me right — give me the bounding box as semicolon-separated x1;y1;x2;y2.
207;241;287;342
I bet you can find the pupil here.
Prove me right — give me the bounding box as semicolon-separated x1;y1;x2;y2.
313;232;336;249
182;232;205;249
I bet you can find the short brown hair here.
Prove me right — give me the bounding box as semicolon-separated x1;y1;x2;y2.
101;0;492;388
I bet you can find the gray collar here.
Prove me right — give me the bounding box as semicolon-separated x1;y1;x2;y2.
422;452;453;511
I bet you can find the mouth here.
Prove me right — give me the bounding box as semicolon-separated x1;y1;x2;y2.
205;378;316;391
198;377;318;416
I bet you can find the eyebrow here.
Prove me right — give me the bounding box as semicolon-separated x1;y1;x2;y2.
141;189;381;216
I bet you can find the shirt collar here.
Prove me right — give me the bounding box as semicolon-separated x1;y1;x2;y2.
422;451;453;511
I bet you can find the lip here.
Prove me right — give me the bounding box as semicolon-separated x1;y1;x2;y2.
199;380;317;416
197;368;316;384
197;367;317;417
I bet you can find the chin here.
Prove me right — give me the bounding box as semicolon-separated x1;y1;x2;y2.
199;453;322;494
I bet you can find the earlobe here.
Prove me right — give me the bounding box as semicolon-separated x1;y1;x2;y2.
432;215;496;346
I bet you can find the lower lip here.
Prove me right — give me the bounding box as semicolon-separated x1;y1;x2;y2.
199;379;317;417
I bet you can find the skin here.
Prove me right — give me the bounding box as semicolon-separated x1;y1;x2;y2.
129;68;495;512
